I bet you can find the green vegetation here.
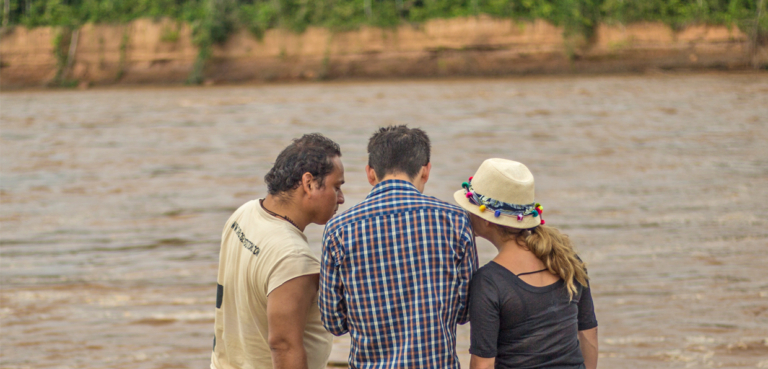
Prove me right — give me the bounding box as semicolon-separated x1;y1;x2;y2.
117;30;129;80
3;0;764;33
160;23;181;42
50;27;70;83
49;27;80;86
2;0;765;82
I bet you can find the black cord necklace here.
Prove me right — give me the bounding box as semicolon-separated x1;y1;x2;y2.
516;268;548;276
260;199;300;230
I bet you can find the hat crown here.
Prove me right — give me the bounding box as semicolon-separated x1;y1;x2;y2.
471;159;535;205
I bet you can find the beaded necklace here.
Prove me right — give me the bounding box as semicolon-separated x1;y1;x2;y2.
260;199;300;230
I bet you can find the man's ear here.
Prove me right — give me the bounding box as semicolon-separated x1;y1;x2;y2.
301;172;314;194
365;165;378;186
420;162;432;184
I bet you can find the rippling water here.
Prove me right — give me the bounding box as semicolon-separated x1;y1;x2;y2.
2;73;767;368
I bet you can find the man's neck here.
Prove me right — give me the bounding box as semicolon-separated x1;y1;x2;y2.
262;194;310;232
377;173;413;183
376;173;424;193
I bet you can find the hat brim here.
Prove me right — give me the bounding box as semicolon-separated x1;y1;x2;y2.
453;190;542;229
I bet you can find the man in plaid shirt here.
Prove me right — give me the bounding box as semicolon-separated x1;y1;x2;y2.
319;125;478;368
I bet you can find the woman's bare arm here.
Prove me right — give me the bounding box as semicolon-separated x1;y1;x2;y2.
578;327;598;369
470;354;495;369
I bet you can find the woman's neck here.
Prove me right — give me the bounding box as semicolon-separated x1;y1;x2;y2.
493;240;559;286
494;240;542;268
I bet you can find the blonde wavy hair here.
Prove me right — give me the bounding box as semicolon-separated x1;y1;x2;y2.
497;224;589;300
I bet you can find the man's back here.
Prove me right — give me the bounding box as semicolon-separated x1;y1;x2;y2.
212;200;332;369
320;179;477;369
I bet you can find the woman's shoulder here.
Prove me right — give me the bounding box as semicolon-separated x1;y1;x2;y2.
469;263;506;300
471;262;509;289
474;261;506;277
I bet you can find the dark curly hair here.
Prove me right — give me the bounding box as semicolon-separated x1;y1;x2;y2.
264;133;342;196
367;125;430;180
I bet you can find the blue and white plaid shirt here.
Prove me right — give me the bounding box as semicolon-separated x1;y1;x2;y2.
320;179;478;369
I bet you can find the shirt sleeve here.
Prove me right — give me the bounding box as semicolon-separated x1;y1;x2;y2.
456;214;478;325
266;250;320;296
577;280;598;331
469;272;500;358
318;228;349;336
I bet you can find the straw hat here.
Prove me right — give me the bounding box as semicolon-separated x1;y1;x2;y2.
453;158;544;229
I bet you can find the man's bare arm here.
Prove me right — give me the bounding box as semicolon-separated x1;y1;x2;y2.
267;274;319;369
578;327;599;369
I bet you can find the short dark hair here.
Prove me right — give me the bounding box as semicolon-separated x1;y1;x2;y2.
264;133;341;196
367;125;430;180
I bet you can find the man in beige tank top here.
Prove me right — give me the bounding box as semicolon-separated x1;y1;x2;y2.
211;134;345;369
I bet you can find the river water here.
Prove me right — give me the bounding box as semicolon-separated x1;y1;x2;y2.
1;73;767;369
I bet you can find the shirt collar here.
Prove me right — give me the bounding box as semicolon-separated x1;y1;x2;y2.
366;179;420;199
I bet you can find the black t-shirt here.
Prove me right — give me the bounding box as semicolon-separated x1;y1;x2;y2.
469;261;598;369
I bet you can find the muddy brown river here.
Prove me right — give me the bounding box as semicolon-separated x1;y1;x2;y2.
1;73;767;368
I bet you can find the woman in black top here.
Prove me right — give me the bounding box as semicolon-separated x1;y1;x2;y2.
453;159;598;369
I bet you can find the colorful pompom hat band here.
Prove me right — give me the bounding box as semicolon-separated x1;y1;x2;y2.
453;158;544;229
